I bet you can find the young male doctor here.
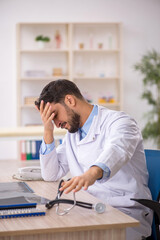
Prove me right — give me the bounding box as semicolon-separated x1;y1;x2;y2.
35;79;152;240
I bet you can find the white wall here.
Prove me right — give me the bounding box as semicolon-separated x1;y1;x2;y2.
0;0;160;159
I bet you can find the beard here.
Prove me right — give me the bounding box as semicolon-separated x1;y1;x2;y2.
64;105;81;133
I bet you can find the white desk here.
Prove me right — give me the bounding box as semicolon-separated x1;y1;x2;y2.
0;160;139;240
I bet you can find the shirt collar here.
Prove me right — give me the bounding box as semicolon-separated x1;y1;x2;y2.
79;104;98;136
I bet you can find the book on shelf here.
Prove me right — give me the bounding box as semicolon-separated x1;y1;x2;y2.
20;139;62;161
26;140;32;160
20;140;42;161
21;140;26;160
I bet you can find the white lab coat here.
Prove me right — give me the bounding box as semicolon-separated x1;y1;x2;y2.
40;106;153;239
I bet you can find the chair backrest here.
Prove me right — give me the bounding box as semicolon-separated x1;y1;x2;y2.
145;149;160;240
145;149;160;201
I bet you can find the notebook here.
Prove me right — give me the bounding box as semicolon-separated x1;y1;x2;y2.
0;182;47;218
0;196;36;210
0;207;45;219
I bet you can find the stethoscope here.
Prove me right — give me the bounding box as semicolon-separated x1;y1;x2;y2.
46;179;106;216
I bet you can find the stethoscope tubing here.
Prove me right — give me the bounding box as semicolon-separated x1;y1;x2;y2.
46;198;93;209
46;178;93;210
45;179;106;214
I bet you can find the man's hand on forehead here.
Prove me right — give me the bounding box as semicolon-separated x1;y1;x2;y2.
35;100;55;144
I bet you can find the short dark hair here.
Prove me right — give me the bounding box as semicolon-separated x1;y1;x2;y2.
35;79;84;110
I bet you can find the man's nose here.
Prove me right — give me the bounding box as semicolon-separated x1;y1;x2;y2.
54;119;60;128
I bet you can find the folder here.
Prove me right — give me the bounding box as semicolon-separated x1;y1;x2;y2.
31;140;37;160
0;208;45;219
0;196;45;218
21;140;26;161
0;183;47;219
35;140;42;160
0;196;37;210
26;140;32;160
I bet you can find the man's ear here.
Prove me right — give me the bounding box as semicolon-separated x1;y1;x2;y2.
64;95;76;107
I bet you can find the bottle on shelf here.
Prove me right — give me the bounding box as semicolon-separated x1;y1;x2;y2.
54;30;62;49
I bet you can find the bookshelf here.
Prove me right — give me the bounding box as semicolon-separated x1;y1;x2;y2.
0;126;66;161
16;22;123;127
16;22;122;159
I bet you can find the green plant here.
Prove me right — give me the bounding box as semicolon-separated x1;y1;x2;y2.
35;35;50;42
134;49;160;148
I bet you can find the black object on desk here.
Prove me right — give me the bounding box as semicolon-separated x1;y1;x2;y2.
0;196;36;210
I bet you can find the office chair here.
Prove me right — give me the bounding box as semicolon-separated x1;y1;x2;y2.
131;149;160;240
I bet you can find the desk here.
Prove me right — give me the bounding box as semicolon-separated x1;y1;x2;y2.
0;160;139;240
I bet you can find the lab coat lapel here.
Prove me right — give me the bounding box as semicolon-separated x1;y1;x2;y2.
78;106;102;144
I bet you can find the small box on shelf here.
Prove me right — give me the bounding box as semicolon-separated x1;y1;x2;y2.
52;68;63;77
24;97;38;105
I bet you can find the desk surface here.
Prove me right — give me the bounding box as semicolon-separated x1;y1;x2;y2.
0;160;139;239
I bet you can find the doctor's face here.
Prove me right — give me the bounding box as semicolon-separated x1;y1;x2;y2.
51;102;80;133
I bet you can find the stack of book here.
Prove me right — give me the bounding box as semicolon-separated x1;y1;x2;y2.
0;182;46;219
20;139;62;160
0;196;45;219
20;140;42;160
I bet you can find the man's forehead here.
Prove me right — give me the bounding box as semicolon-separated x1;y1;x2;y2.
50;102;62;110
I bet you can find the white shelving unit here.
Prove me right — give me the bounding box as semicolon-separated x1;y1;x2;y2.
16;22;123;127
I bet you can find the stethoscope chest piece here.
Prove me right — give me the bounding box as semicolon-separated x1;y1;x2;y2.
94;202;106;214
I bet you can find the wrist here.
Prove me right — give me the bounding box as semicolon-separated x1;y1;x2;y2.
44;129;54;144
89;166;103;180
